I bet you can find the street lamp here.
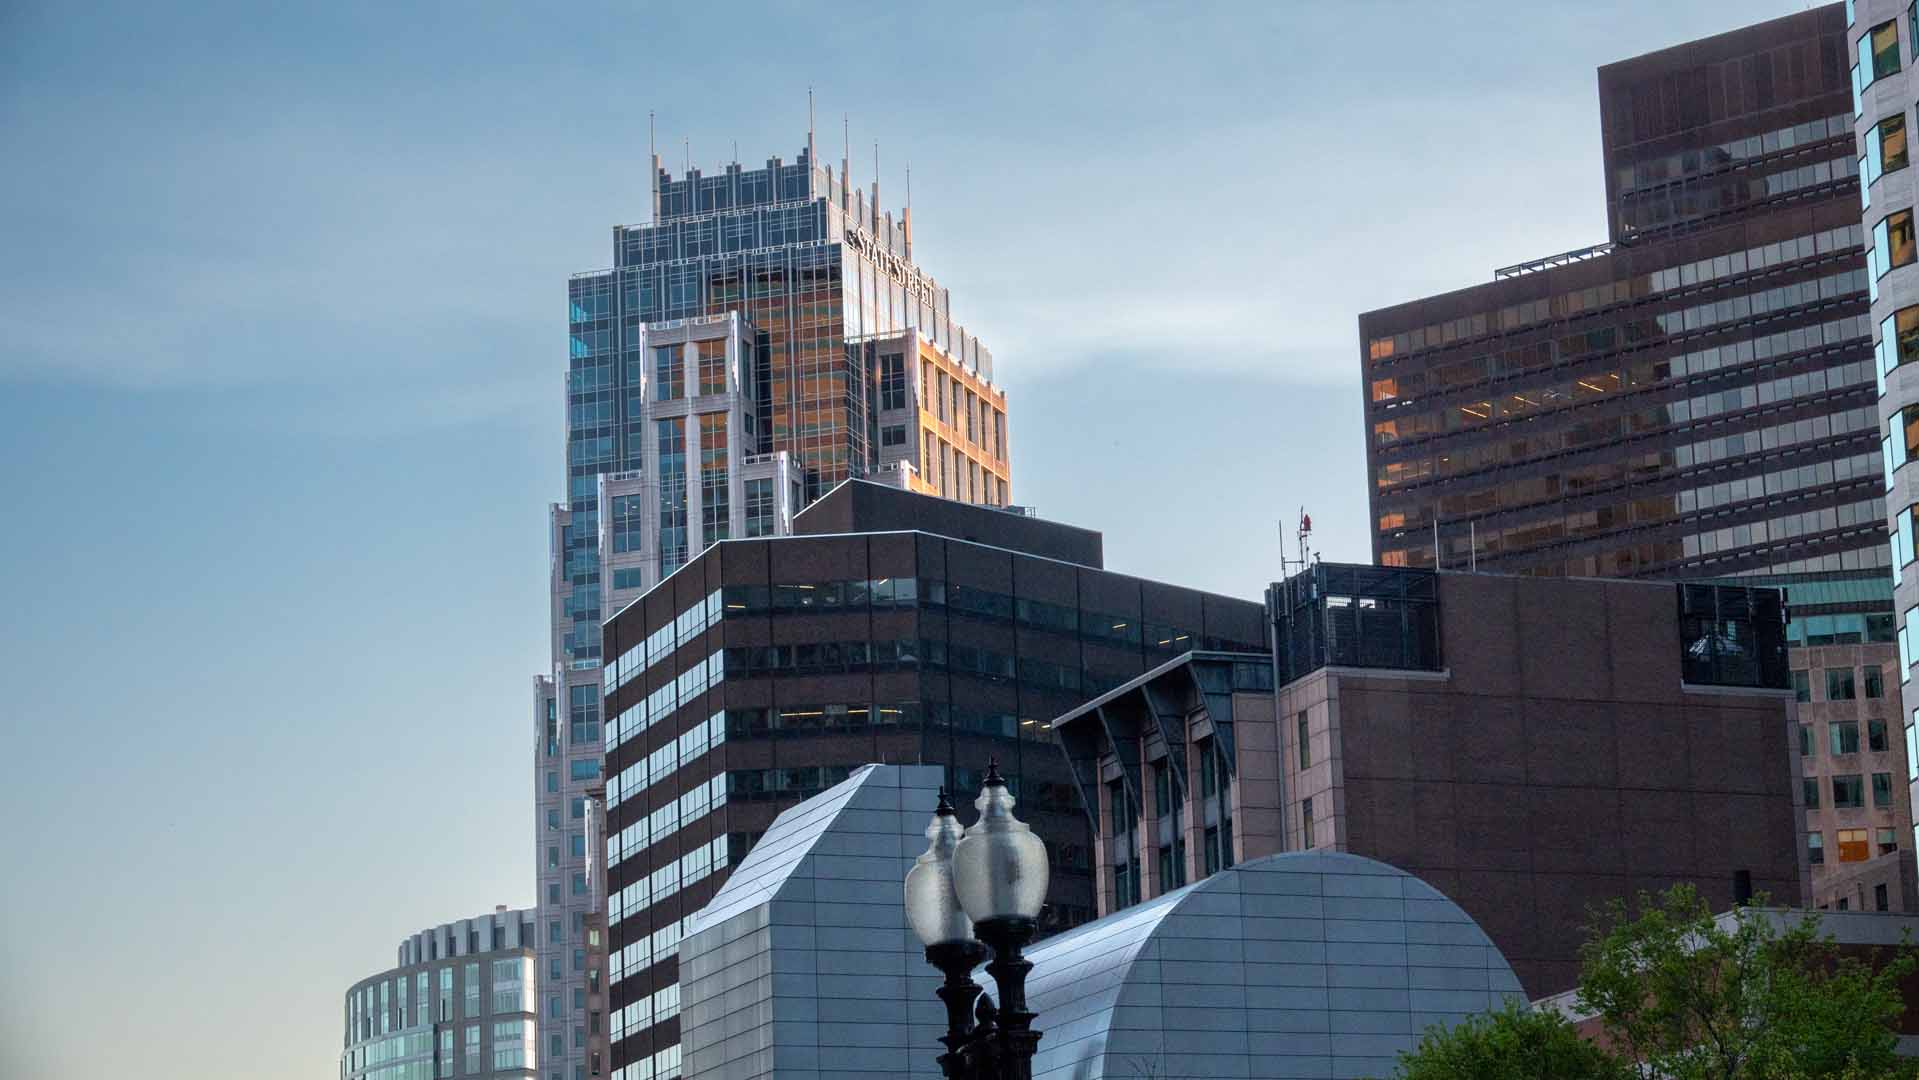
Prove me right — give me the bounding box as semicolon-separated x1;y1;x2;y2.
904;761;1050;1079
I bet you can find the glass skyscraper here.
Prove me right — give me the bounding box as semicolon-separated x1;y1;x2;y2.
536;130;1007;1080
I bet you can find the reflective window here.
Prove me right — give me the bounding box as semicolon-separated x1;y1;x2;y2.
1864;20;1901;87
1793;670;1812;703
1832;772;1866;807
1867;113;1910;190
653;345;683;401
1871;717;1890;750
1831;721;1862;755
1875;209;1916;277
1804;777;1822;809
1809;831;1825;865
1874;771;1895;807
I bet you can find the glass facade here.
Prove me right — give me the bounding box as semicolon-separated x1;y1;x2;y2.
1366;14;1881;588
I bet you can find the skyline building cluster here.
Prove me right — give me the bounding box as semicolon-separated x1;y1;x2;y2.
336;7;1919;1080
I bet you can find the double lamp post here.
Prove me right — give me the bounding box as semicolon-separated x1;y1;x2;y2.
903;761;1050;1080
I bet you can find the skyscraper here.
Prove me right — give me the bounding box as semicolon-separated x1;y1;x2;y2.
1358;5;1913;910
538;126;1010;1080
1851;0;1919;912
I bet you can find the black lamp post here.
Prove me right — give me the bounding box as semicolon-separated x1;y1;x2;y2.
904;762;1050;1079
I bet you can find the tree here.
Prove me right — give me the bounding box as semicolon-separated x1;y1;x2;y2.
1390;1000;1628;1080
1389;884;1917;1080
1575;884;1915;1080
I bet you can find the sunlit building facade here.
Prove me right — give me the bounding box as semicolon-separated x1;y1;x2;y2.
538;131;1009;1080
1361;5;1912;905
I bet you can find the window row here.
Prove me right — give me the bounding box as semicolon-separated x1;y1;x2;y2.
723;701;1057;744
1789;667;1888;703
1808;827;1899;865
1368;225;1853;362
606;836;728;928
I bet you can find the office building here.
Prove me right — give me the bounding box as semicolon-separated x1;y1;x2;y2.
598;480;1267;1078
671;762;1527;1080
341;908;538;1080
1359;4;1912;912
1052;563;1806;997
540;129;1011;1080
1852;0;1919;918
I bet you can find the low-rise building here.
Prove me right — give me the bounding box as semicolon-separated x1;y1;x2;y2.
1052;563;1806;997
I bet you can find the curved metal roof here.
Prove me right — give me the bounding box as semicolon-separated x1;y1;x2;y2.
1024;851;1525;1080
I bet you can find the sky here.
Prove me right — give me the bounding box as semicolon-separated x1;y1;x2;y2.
0;1;1813;1076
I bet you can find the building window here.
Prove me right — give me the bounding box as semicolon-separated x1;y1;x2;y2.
1152;762;1173;819
1865;20;1901;86
654;345;683;401
464;1025;480;1075
1302;795;1315;848
696;339;727;396
1868;665;1887;699
1875;208;1916;278
878;353;907;410
1831;721;1861;755
570;759;601;781
1833;774;1866;809
1204;825;1222;875
880;423;907;448
439;1029;453;1078
743;477;775;538
1792;670;1811;702
1809;831;1825;865
463;963;480;1018
1827;668;1857;701
1868;112;1910;188
699;412;730;547
1871;718;1890;752
1803;778;1821;809
1297;712;1311;769
1874;771;1895;807
1799;723;1814;757
1880;826;1899;854
1837;827;1872;862
1198;738;1218;800
1877;883;1891;911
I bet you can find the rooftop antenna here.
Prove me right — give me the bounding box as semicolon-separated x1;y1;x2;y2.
904;160;913;260
683;136;690;175
806;86;816;172
1279;508;1313;580
872;139;880;232
648;110;660;223
841;113;850;213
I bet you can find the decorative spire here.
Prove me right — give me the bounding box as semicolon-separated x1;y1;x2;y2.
935;787;956;817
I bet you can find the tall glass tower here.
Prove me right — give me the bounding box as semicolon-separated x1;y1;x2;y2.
535;128;1007;1080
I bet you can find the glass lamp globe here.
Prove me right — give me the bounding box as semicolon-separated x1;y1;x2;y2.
950;761;1050;925
904;790;976;947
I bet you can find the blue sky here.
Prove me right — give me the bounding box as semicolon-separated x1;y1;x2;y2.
0;1;1806;1076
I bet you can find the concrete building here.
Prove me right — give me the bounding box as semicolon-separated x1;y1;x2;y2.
1851;0;1919;924
1052;563;1806;998
670;763;1527;1080
598;481;1267;1079
1360;3;1913;920
342;908;539;1080
542;129;1013;1080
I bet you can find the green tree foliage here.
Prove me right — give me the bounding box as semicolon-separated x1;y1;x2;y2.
1390;1000;1628;1080
1389;884;1916;1080
1577;884;1913;1080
